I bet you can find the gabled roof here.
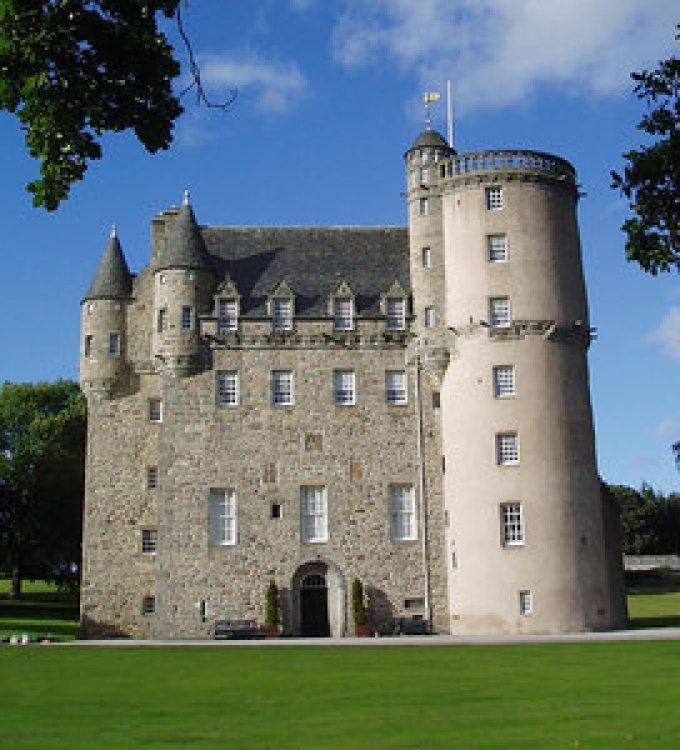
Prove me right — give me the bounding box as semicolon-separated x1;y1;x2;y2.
156;195;212;272
83;229;133;301
201;226;410;318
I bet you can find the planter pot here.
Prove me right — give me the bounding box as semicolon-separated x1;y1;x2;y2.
264;627;281;639
354;624;372;637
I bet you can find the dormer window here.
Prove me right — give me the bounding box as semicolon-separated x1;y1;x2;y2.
218;298;238;332
386;298;406;330
273;298;293;331
334;298;353;331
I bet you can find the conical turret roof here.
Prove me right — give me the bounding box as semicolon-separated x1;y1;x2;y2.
83;228;133;300
156;191;212;272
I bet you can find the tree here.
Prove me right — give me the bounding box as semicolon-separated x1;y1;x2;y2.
0;1;183;210
611;26;679;274
0;380;86;599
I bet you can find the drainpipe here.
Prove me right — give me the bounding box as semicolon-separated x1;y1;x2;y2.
414;354;431;627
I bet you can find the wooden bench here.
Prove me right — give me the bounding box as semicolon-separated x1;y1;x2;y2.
214;619;264;640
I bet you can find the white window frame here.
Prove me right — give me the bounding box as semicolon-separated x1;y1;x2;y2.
142;596;156;616
486;186;504;210
148;398;163;423
142;528;158;555
272;370;294;406
389;485;417;541
497;433;520;465
300;486;328;543
422;246;432;268
157;308;167;333
489;297;511;329
424;306;436;328
519;590;533;616
84;335;93;357
334;370;355;406
493;365;516;398
181;306;192;331
501;503;524;546
419;166;430;184
386;298;406;331
273;298;293;331
216;371;239;408
218;298;238;332
419;197;430;216
334;298;353;331
209;488;237;546
487;234;508;263
386;370;407;406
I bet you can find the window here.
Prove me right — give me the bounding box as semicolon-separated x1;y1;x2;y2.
300;486;328;543
86;302;95;314
334;370;355;406
271;503;282;520
273;298;293;331
419;167;430;184
157;308;167;333
217;371;239;407
84;335;93;357
424;306;436;328
386;370;407;405
218;299;238;332
147;466;158;490
390;485;417;541
487;234;508;262
486;186;503;210
108;333;120;357
432;391;441;410
386;298;406;330
519;590;533;616
419;197;429;216
493;365;516;398
148;398;163;423
334;298;353;331
497;433;520;465
184;270;195;283
142;596;156;616
272;370;294;406
209;489;237;546
159;274;166;285
489;297;511;328
181;306;192;331
501;504;524;546
142;529;157;555
422;246;432;268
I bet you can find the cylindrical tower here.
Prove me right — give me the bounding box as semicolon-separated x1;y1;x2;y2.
152;192;214;376
80;228;132;398
407;140;624;634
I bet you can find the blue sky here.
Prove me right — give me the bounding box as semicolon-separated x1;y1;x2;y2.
0;0;678;493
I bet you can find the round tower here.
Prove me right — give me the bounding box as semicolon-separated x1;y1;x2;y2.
406;139;625;634
152;192;215;376
80;228;132;398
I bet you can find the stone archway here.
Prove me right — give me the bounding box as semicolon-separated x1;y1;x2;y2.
292;560;346;637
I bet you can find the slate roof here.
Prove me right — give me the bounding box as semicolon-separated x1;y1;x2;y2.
201;226;410;318
156;200;212;272
408;128;454;154
84;231;133;301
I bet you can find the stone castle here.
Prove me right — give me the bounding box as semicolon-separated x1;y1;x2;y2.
79;127;627;638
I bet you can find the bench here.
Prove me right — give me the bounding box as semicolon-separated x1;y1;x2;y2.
214;619;264;640
390;617;431;636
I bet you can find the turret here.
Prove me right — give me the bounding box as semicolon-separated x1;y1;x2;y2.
80;228;132;398
152;191;215;376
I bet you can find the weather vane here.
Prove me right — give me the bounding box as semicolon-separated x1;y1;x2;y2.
423;91;440;129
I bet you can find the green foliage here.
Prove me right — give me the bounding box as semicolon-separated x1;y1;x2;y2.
0;380;86;598
264;579;279;630
611;26;679;274
607;482;680;555
351;577;367;627
0;1;183;209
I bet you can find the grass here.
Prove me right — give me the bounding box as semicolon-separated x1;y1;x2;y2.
627;586;680;628
0;642;679;748
0;579;79;641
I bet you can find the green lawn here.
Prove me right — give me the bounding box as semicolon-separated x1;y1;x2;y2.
0;579;79;641
0;643;679;749
626;586;680;628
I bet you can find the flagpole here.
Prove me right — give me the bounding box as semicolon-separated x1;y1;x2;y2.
447;79;453;148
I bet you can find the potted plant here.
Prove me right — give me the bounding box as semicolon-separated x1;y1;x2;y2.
352;578;371;636
264;579;281;637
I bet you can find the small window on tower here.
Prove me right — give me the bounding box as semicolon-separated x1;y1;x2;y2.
157;308;167;333
181;306;192;331
148;398;163;423
422;247;432;268
424;307;436;328
108;333;120;357
84;335;94;357
486;186;504;210
419;197;430;216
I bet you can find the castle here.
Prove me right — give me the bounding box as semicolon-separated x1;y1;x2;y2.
79;127;627;638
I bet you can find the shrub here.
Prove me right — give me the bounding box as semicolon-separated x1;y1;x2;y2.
351;578;367;627
264;580;280;630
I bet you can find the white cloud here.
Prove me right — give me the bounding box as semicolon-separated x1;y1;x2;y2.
290;0;317;11
331;0;679;114
655;419;680;443
647;307;680;360
199;53;309;115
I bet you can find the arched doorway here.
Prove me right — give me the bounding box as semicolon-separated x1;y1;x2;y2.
300;573;330;637
291;561;346;637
